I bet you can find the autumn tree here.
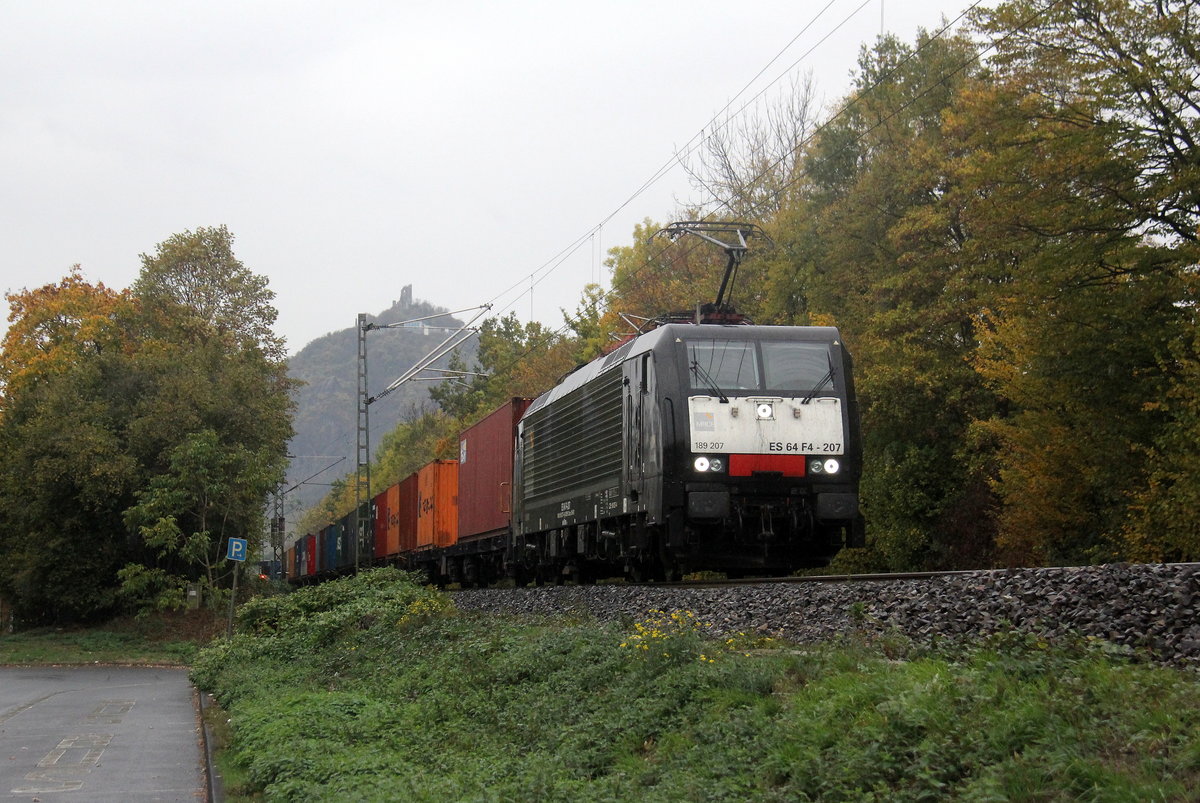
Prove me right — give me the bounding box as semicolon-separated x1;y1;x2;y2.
957;0;1200;562
685;73;821;219
0;228;295;623
756;31;997;570
0;272;138;621
721;0;1197;568
602;218;775;324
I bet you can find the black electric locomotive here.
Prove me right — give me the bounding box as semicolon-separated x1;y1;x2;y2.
512;321;863;581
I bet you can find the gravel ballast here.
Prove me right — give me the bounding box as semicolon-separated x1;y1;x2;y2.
452;563;1200;665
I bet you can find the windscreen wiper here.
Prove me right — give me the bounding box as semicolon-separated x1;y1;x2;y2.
690;360;729;403
801;357;835;405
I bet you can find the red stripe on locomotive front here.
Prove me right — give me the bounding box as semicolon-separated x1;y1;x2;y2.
728;454;807;477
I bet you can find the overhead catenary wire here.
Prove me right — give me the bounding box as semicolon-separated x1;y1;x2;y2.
479;0;884;325
586;0;1057;304
468;0;1066;389
318;1;1007;474
308;0;1064;500
369;303;493;404
478;0;1023;333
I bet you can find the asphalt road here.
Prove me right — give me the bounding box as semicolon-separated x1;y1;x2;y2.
0;666;205;802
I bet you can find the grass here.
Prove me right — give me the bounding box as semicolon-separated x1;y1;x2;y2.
200;695;259;800
190;568;1200;801
0;609;221;666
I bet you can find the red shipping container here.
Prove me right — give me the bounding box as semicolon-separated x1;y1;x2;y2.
457;398;532;541
386;482;400;556
397;473;418;555
417;460;458;549
305;533;317;577
373;489;389;559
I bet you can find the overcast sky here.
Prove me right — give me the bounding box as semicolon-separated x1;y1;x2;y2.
2;0;968;355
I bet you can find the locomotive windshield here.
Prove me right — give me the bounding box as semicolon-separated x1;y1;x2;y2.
761;341;832;391
686;338;833;393
687;340;759;390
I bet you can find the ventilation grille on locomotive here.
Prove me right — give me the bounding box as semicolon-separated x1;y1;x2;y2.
522;367;623;501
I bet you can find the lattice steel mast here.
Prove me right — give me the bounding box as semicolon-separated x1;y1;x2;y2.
354;313;371;571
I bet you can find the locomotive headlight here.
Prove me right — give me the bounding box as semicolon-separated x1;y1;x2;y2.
755;402;774;420
823;458;840;475
809;458;824;474
693;456;725;473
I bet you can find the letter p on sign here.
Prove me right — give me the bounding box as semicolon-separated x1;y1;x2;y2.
227;537;248;562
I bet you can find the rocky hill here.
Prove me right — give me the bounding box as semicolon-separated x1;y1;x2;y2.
283;286;474;512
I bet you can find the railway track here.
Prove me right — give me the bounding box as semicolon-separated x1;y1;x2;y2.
632;561;1200;589
453;562;1200;666
645;567;1014;588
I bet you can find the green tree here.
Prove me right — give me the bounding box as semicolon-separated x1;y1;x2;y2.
429;313;573;423
124;429;282;595
561;282;616;364
1125;320;1200;560
121;227;295;607
370;408;460;492
133;225;287;361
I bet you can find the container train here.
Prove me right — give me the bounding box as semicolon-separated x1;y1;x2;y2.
288;320;864;586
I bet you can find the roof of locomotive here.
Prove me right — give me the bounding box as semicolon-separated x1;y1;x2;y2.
523;323;845;418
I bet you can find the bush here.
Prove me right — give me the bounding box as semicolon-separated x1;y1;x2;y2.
191;574;1200;801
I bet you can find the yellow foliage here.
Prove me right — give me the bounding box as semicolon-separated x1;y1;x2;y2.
1;268;128;405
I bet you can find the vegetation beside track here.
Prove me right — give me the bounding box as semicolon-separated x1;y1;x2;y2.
0;610;218;666
192;569;1200;801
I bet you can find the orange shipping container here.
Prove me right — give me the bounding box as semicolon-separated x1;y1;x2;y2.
417;460;458;549
397;473;418;554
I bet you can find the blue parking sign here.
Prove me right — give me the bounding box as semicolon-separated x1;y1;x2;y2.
226;537;248;562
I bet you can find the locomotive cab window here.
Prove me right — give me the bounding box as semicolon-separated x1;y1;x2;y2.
761;341;833;392
687;340;759;391
686;338;834;394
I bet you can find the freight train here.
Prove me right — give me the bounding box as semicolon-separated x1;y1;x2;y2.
288;319;864;586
